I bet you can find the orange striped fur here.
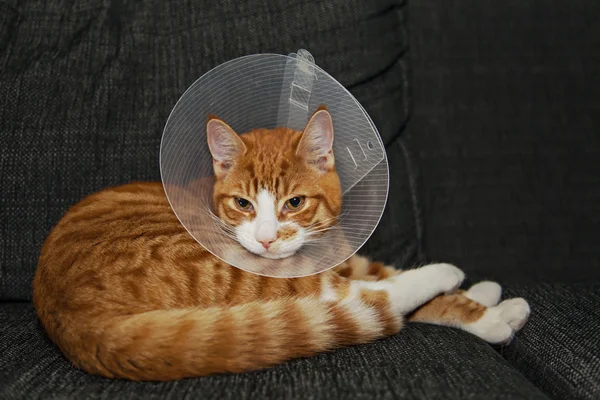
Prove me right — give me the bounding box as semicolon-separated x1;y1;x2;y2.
33;111;530;381
206;109;341;259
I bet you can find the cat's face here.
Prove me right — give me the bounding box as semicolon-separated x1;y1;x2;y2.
207;108;342;259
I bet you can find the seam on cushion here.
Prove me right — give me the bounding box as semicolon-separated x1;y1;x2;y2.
392;0;420;262
398;0;411;140
364;1;404;22
398;136;424;263
382;0;411;147
345;0;408;105
502;340;581;400
346;48;407;91
502;284;600;399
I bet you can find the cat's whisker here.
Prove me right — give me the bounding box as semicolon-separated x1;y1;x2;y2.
196;207;244;241
197;205;229;226
306;228;340;237
304;222;339;233
310;214;341;225
304;211;350;230
305;224;343;235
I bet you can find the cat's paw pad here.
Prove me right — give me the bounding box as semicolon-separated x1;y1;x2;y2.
466;298;530;344
421;263;465;294
465;281;502;307
497;298;530;331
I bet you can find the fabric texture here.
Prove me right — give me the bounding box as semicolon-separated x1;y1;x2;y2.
502;284;600;400
0;302;550;400
2;0;600;399
408;0;600;283
0;0;413;300
406;3;600;394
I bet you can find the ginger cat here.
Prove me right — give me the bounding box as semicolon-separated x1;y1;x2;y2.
33;108;530;381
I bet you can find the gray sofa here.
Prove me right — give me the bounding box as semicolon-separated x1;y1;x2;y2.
1;0;599;398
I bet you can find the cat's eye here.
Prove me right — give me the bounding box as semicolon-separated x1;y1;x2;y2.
285;196;305;211
235;197;253;211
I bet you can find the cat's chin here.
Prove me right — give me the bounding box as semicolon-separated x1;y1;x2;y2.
258;250;297;260
237;240;300;260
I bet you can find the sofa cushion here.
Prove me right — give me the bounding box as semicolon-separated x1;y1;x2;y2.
0;302;549;400
408;0;600;282
0;0;411;300
502;283;600;400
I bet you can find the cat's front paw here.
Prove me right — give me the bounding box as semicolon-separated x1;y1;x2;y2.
465;281;502;307
466;298;530;345
497;298;530;331
419;263;465;294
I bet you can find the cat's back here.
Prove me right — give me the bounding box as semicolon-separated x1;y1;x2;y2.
41;181;182;257
33;182;211;317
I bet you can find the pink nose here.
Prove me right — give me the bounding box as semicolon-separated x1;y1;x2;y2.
260;240;275;250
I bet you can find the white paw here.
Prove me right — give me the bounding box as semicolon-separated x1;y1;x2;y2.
465;281;502;307
497;298;530;331
385;263;465;315
423;263;465;294
465;298;530;345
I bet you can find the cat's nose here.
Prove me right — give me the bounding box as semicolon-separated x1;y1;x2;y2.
256;220;278;250
260;240;275;250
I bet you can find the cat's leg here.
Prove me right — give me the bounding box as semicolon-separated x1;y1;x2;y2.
312;263;466;350
324;263;466;316
335;257;504;311
333;257;502;309
332;254;401;281
329;261;530;345
408;282;530;344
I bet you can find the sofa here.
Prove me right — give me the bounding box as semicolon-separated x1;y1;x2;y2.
1;0;598;398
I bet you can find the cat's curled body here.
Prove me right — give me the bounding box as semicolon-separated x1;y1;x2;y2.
33;109;530;381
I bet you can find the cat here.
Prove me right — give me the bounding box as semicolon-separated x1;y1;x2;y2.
33;107;530;381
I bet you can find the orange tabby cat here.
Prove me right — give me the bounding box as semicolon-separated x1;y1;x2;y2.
33;108;530;381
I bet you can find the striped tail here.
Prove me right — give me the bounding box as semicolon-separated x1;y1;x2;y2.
64;296;402;380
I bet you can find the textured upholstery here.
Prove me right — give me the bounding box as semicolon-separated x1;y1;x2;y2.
0;302;549;400
406;2;600;397
503;284;600;400
1;0;600;398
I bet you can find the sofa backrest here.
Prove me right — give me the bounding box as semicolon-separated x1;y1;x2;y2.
0;0;412;300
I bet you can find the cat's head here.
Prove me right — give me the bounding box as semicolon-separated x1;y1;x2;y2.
207;108;342;259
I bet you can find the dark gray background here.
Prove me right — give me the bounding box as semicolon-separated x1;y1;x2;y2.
1;0;599;399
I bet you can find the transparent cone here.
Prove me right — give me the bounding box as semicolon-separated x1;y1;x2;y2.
160;50;389;278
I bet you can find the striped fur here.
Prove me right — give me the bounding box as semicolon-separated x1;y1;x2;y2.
33;114;529;380
33;182;530;381
207;110;342;260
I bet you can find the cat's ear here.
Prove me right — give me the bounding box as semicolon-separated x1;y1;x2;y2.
296;107;335;172
206;117;246;179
